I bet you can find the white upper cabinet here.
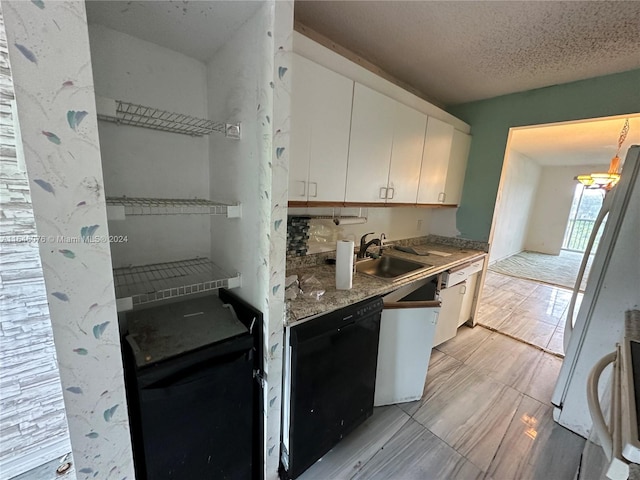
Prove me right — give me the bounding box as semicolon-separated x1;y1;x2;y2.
387;103;427;204
443;130;472;205
345;83;396;203
346;83;426;204
417;117;454;204
289;54;354;202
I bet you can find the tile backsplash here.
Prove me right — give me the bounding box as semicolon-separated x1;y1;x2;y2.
287;216;310;256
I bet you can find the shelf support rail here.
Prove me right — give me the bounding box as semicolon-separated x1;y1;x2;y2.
96;96;241;139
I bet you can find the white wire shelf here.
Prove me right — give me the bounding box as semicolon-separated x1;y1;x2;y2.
114;257;241;312
106;197;241;219
96;96;241;138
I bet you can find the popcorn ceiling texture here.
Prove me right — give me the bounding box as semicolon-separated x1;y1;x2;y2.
295;1;640;105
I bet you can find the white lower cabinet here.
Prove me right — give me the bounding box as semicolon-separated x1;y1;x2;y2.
375;306;439;406
458;272;479;327
434;257;485;345
375;276;440;406
433;283;465;347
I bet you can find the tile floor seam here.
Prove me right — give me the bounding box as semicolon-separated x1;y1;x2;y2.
457;355;540;400
416;360;465;415
419;422;489;476
475;322;565;359
347;416;416;480
521;392;553;407
547;323;564;350
511;311;564;328
483;392;527;478
481;271;579;357
434;329;493;363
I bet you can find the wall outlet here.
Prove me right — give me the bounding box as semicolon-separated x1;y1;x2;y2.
417;219;423;231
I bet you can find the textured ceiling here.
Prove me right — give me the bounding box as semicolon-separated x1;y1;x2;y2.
294;1;640;106
510;116;640;166
85;1;640;164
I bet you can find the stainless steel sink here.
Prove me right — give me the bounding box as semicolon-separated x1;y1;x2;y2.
356;255;432;281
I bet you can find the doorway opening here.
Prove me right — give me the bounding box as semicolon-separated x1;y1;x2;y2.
477;113;639;355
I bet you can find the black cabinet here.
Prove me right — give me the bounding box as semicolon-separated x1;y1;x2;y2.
281;297;383;479
122;290;263;480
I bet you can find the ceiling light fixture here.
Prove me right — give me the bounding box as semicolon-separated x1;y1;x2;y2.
575;119;629;190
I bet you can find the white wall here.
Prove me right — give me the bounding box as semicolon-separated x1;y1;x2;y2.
206;5;273;311
206;4;290;478
0;30;71;478
88;24;211;267
525;163;609;254
489;149;541;263
429;208;461;238
4;1;135;476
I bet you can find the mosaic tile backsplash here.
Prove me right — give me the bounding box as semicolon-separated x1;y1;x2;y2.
287;216;310;256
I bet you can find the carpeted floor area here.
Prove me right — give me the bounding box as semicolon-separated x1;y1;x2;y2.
488;250;593;291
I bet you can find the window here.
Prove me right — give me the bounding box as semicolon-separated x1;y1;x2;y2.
562;184;605;252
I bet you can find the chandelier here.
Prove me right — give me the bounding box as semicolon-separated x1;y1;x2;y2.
575;118;629;190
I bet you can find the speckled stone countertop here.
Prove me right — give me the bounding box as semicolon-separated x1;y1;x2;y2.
286;240;486;325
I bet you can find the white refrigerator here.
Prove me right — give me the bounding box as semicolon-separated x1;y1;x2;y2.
552;145;640;438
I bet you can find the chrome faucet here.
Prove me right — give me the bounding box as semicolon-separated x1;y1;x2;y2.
358;232;382;259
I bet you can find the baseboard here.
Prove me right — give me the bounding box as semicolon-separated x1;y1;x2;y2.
488;249;524;266
1;437;71;480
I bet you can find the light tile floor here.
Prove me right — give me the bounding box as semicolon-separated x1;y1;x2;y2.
299;325;584;480
477;271;583;357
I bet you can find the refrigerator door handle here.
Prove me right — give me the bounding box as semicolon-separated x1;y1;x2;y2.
563;190;614;354
587;350;617;460
586;347;630;480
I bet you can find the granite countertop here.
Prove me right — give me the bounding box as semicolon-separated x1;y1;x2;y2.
286;240;487;325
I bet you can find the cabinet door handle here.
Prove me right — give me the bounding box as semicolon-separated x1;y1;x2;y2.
298;181;306;197
309;182;318;198
438;192;446;202
460;285;467;295
379;187;388;199
387;187;395;199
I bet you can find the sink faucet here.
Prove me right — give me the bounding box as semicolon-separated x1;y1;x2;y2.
358;232;382;259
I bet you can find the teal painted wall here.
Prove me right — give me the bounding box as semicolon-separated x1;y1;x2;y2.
448;69;640;242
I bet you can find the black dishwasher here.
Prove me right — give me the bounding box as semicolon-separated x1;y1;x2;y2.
280;296;384;479
121;289;263;480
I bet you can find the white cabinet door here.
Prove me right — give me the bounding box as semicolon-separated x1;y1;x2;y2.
289;54;353;202
345;83;396;203
417;117;454;204
458;272;478;327
433;283;465;347
443;129;471;206
289;55;314;201
387;102;427;204
375;306;439;406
